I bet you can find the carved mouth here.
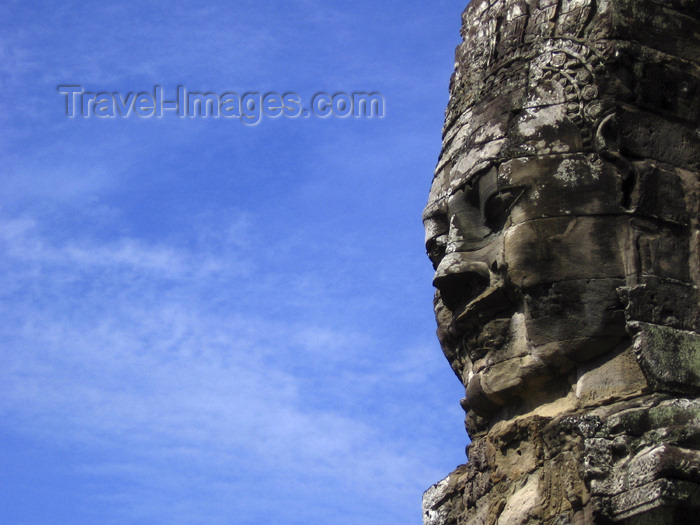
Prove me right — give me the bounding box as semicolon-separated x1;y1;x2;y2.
447;284;518;362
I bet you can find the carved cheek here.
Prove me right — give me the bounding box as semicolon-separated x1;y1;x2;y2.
503;216;628;288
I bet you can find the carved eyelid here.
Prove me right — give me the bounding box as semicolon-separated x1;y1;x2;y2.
477;168;499;209
470;167;526;230
482;187;526;230
453;166;500;211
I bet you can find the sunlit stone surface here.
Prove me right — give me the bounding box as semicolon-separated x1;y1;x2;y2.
423;1;700;523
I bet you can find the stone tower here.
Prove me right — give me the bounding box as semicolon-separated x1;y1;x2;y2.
422;1;700;523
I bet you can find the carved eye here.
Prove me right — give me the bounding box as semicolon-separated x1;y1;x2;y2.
483;189;520;231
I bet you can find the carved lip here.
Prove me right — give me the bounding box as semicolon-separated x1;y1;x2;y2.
447;283;517;360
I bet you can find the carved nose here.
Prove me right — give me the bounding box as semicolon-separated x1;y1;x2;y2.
433;253;490;311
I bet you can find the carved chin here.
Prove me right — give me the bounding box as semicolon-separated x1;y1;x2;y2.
460;312;551;417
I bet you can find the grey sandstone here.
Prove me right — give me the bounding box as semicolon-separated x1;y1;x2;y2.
423;1;700;523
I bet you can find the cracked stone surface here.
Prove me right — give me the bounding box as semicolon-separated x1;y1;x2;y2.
423;1;700;523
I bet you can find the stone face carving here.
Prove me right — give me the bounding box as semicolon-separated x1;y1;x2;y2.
423;1;700;523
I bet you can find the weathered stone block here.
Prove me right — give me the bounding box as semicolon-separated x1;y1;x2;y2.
630;322;700;395
575;348;649;407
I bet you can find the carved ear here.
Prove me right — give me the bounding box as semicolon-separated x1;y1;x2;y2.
594;113;621;158
595;112;637;210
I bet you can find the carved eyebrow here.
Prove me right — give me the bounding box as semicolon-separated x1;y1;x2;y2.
422;194;448;222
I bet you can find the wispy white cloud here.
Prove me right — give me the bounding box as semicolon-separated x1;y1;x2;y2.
0;2;469;522
0;210;459;524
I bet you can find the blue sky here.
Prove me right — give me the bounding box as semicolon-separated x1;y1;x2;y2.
0;1;468;523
